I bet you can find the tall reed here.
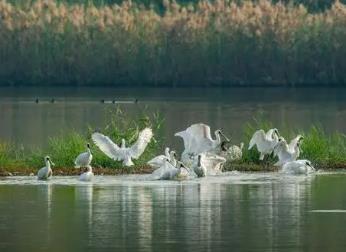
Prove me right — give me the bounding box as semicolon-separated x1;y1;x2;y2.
0;0;346;86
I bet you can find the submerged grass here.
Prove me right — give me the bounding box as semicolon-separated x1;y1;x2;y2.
1;0;346;86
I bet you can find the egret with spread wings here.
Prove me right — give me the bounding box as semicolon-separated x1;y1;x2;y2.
175;123;229;163
248;128;280;160
92;128;153;166
273;136;302;167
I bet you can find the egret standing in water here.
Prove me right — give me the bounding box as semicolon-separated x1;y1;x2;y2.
79;166;94;182
37;156;55;180
248;128;280;161
92;128;153;166
74;143;93;169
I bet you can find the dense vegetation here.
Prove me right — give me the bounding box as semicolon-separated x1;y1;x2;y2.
0;0;346;86
1;112;346;175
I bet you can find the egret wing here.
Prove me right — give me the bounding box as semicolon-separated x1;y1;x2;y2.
288;135;302;151
175;123;214;154
201;153;226;174
147;155;168;169
92;132;121;160
175;130;191;150
129;128;153;159
248;129;265;150
151;161;176;180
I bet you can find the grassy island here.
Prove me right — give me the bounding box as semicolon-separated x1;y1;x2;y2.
0;110;346;176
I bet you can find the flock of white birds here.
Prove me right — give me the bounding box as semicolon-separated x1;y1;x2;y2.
36;123;315;181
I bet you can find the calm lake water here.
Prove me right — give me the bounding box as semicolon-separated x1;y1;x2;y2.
0;87;346;149
1;172;346;251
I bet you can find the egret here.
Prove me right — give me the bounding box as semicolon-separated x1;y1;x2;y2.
175;123;229;163
79;166;94;181
288;135;304;152
193;153;227;177
281;160;315;175
37;156;55;180
273;136;301;167
248;128;280;160
74;143;93;169
92;128;153;166
147;147;177;169
151;160;189;180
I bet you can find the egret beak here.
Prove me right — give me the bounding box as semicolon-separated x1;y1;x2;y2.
50;161;55;166
219;131;230;142
274;129;280;138
180;163;190;174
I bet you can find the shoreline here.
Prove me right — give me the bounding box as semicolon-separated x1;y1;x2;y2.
1;163;345;177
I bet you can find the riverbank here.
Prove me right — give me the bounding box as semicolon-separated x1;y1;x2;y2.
1;0;346;86
1;162;346;177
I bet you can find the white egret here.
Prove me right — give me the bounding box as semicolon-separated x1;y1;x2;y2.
273;136;301;167
175;123;229;162
193;153;227;177
147;147;177;169
288;135;304;152
151;160;189;180
92;128;153;166
248;128;280;160
281;160;315;175
37;156;55;180
74;143;93;169
79;166;94;181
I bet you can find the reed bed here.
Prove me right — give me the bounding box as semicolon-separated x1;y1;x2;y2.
0;0;346;86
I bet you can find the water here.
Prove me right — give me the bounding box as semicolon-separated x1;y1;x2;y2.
1;172;346;251
1;87;346;149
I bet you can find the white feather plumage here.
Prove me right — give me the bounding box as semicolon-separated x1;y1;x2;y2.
92;128;153;166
